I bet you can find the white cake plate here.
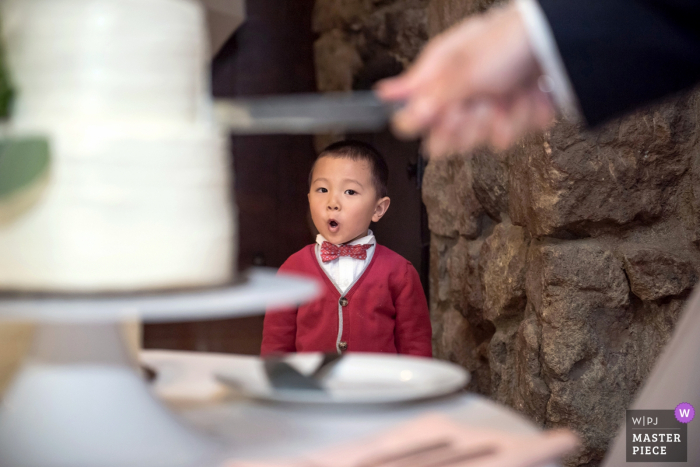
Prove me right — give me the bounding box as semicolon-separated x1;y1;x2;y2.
0;268;321;467
0;268;320;323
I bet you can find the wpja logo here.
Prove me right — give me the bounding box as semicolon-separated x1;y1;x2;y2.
626;404;693;462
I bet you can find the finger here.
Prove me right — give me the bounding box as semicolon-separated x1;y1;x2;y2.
408;54;480;130
489;101;515;150
449;109;486;159
375;64;438;101
489;90;533;150
456;111;483;152
385;22;491;126
460;99;495;150
376;36;452;101
429;104;479;156
424;104;470;158
510;90;538;141
387;56;475;135
375;74;416;102
392;94;444;139
529;88;557;131
425;128;456;159
516;430;580;467
424;134;444;159
450;102;484;152
469;429;579;467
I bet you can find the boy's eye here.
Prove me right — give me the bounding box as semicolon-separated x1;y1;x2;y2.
345;189;357;195
317;187;328;193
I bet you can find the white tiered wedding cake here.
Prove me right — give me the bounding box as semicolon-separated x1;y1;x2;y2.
0;0;236;292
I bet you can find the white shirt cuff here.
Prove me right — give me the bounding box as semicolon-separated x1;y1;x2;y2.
514;0;582;122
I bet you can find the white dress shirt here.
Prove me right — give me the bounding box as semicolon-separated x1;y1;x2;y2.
315;230;376;293
515;0;581;121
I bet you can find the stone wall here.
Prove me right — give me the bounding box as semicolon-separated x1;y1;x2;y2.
313;1;700;465
313;0;430;93
429;99;700;466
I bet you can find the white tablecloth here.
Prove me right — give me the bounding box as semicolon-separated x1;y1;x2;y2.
141;350;556;465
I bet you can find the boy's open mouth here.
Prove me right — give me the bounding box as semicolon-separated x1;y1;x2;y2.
328;219;339;232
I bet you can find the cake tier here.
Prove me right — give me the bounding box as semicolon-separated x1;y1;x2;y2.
0;123;236;292
1;0;209;125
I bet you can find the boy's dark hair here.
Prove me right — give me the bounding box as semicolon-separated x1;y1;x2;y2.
309;140;389;198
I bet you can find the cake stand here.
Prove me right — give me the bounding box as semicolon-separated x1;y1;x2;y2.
0;268;320;467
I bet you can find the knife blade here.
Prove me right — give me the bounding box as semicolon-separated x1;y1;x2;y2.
263;352;344;391
214;91;399;135
264;357;323;391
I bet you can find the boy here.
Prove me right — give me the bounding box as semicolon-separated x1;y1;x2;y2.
261;140;432;357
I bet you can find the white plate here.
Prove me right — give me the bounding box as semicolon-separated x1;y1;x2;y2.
215;353;469;404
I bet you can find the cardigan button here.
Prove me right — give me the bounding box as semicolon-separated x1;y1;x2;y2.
339;297;349;307
338;341;348;352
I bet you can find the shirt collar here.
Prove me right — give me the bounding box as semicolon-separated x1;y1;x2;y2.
316;229;375;247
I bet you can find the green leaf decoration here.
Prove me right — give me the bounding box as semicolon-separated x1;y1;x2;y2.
0;54;12;118
0;137;50;199
0;14;14;119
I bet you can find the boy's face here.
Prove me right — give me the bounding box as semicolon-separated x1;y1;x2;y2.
308;156;390;245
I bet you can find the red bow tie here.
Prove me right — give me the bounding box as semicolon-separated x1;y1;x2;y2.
320;241;373;262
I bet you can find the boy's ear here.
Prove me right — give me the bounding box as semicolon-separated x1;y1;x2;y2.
372;196;390;222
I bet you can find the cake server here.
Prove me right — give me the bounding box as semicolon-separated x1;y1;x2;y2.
263;352;344;391
214;91;399;134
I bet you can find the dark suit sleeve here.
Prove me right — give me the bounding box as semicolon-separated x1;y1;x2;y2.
394;262;433;357
537;0;700;126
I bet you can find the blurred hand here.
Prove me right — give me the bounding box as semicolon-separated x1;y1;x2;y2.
376;3;556;157
470;429;579;467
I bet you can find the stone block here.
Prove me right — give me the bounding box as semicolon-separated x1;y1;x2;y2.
546;358;632;466
488;321;519;405
429;233;452;308
433;307;491;394
314;30;363;92
627;298;685;381
433;232;495;346
523;240;689;465
527;240;630;318
526;240;629;378
364;4;429;65
472;149;509;222
509;102;694;238
479;221;528;322
489;305;550;423
312;0;373;33
427;0;495;37
686;93;700;244
445;235;484;323
432;232;494;393
542;297;683;466
620;245;698;301
513;314;550;425
352;0;430;87
691;147;700;245
542;295;682;466
422;156;484;238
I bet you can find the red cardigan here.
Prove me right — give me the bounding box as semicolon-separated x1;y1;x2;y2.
261;244;432;357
